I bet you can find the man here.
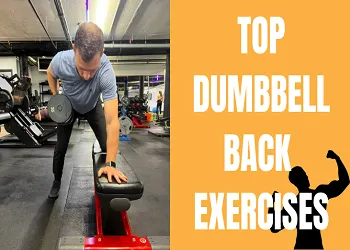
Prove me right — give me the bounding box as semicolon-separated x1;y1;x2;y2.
268;150;349;249
47;22;127;199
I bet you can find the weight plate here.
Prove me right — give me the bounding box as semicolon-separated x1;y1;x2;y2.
121;96;130;107
47;94;73;124
119;116;133;135
0;88;14;113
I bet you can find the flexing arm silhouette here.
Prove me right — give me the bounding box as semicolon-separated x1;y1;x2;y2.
317;150;350;199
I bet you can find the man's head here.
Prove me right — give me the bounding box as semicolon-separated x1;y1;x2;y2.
73;22;104;81
289;166;310;190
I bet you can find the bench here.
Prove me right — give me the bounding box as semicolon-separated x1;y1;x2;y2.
57;140;170;250
92;140;144;211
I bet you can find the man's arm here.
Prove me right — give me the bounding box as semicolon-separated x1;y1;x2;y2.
98;98;127;183
97;64;127;183
46;52;62;95
317;150;350;199
104;98;120;163
47;66;58;95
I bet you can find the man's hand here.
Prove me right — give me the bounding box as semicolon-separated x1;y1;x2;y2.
327;150;339;160
98;166;128;183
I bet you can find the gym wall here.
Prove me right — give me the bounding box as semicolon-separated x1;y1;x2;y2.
0;57;19;76
113;64;164;76
28;65;47;89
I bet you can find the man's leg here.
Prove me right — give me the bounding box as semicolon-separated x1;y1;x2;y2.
84;100;107;152
49;118;75;199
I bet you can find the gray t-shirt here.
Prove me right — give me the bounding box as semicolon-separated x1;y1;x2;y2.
50;49;117;114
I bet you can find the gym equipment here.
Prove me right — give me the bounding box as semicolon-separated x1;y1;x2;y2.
1;74;31;92
29;104;39;115
119;105;133;141
118;95;151;128
0;75;57;147
0;88;14;113
119;116;133;141
47;94;74;125
120;95;130;106
148;126;170;138
57;140;170;250
0;104;57;148
148;118;170;138
154;117;170;126
164;120;170;132
132;115;150;128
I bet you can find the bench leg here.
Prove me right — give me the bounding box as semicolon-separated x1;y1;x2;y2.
94;188;103;236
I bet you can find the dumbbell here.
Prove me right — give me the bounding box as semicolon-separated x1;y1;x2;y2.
47;94;74;124
29;104;40;115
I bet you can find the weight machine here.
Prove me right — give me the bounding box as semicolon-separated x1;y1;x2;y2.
0;74;57;147
119;95;150;129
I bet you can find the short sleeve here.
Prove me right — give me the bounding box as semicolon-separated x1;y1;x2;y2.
49;52;62;79
100;64;118;102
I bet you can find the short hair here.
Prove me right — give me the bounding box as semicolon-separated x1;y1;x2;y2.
74;22;104;62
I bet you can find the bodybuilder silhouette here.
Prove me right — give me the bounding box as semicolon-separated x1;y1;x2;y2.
268;150;349;249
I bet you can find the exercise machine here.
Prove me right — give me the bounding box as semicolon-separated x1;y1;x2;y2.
0;74;57;147
119;95;150;129
58;140;170;249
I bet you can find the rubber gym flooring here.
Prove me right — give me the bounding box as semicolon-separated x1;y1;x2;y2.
0;122;170;250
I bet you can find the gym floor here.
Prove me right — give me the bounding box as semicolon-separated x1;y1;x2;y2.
0;122;169;250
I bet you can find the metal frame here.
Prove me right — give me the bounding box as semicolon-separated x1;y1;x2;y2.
58;187;169;250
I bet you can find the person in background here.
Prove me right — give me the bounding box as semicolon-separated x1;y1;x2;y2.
33;108;50;121
157;90;163;115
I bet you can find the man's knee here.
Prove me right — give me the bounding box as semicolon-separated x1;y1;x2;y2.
54;140;70;155
54;148;68;158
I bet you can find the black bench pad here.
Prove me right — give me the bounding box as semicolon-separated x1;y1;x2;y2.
92;140;144;201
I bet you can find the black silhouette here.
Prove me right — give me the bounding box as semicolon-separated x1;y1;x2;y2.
268;150;350;249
